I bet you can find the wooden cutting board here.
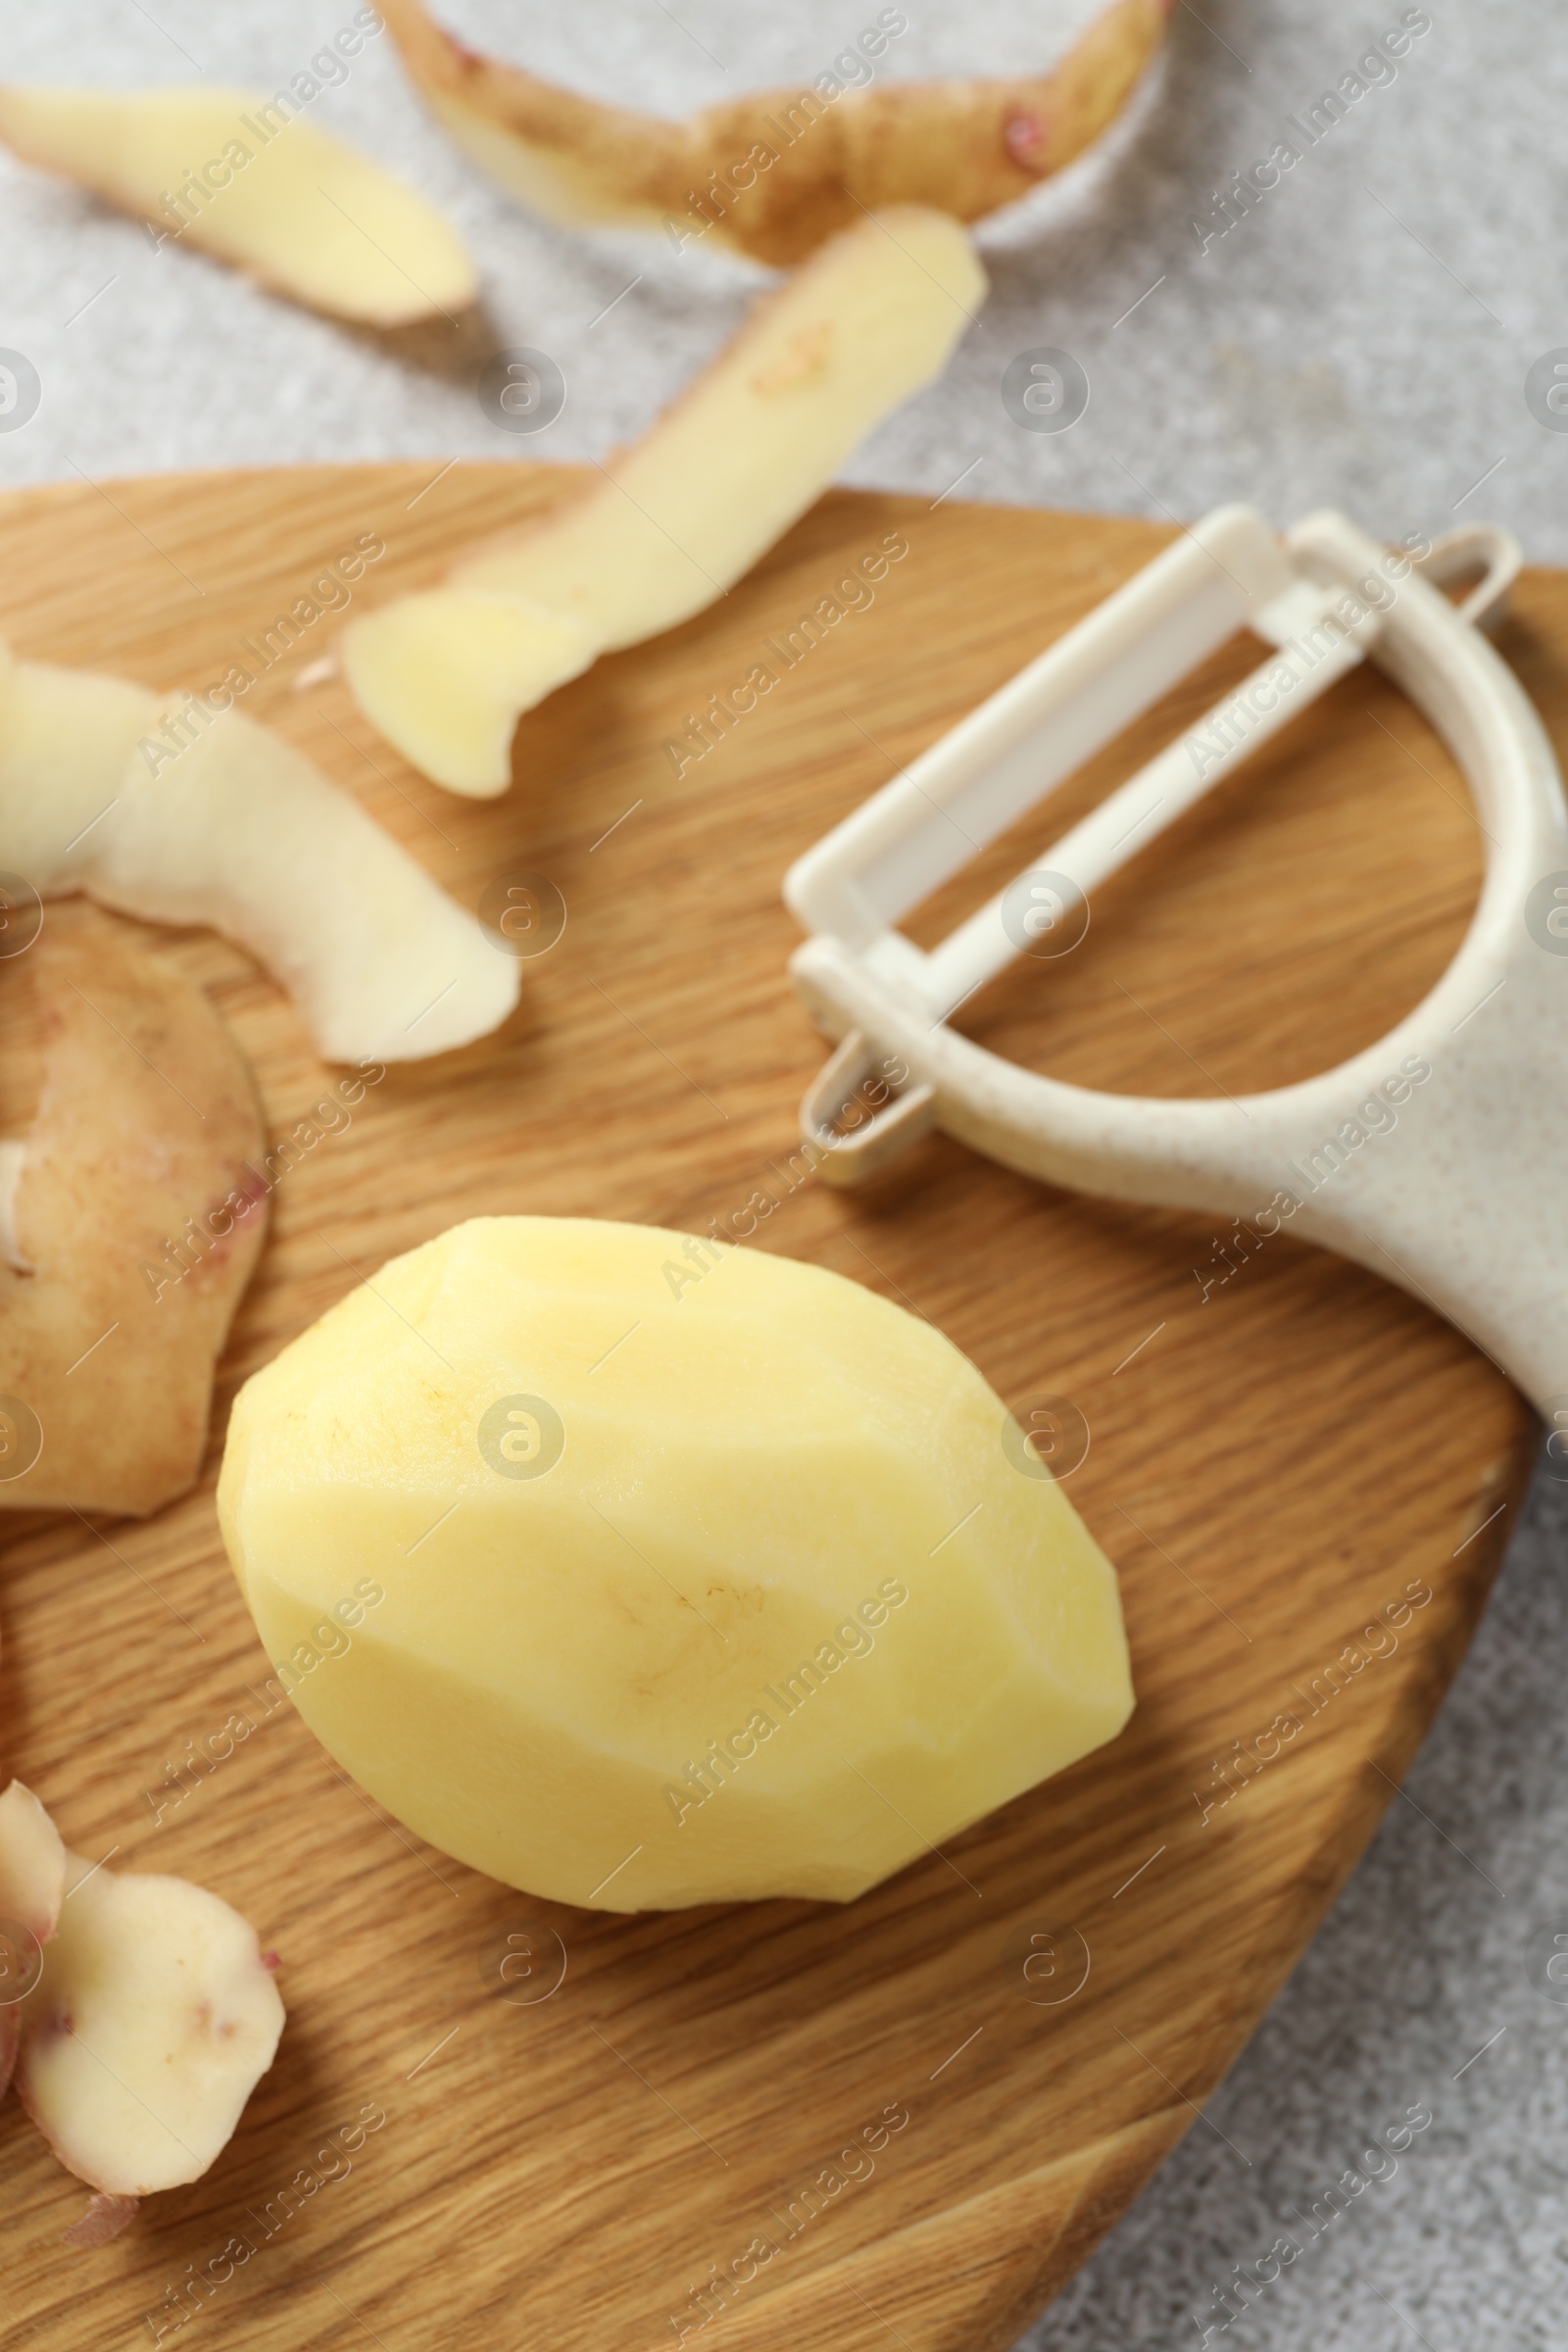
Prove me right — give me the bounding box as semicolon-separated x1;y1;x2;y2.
0;463;1545;2352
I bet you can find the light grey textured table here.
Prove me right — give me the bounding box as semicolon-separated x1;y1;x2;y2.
1;5;1561;2346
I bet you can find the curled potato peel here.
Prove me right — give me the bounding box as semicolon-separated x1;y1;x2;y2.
0;1788;284;2208
0;904;268;1518
379;0;1171;268
0;635;518;1062
342;206;988;792
0;84;476;325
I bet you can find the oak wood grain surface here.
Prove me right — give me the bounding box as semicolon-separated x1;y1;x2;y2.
0;464;1545;2352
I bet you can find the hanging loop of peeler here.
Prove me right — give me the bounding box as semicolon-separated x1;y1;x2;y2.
784;506;1568;1414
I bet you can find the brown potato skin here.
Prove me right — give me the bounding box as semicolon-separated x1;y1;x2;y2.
0;905;267;1517
380;0;1170;267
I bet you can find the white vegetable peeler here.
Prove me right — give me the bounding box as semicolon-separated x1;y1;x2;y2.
785;506;1568;1417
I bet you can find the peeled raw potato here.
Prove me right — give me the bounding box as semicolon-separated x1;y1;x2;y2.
341;207;988;794
0;85;476;324
219;1216;1133;1911
17;1855;284;2197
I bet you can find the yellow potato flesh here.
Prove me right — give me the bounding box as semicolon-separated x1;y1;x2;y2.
452;207;988;650
0;87;476;324
219;1218;1133;1910
338;207;988;792
338;589;597;800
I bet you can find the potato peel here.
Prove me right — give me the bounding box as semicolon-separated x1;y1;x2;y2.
3;1820;284;2205
379;0;1170;266
0;84;477;325
61;2192;140;2248
0;1781;66;2101
0;636;519;1063
342;205;988;792
0;904;268;1519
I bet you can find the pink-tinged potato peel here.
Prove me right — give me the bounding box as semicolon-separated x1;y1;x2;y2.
61;2192;139;2248
16;1850;284;2201
1;1786;282;2214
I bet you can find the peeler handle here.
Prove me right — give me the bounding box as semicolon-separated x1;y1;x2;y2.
789;509;1568;1414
